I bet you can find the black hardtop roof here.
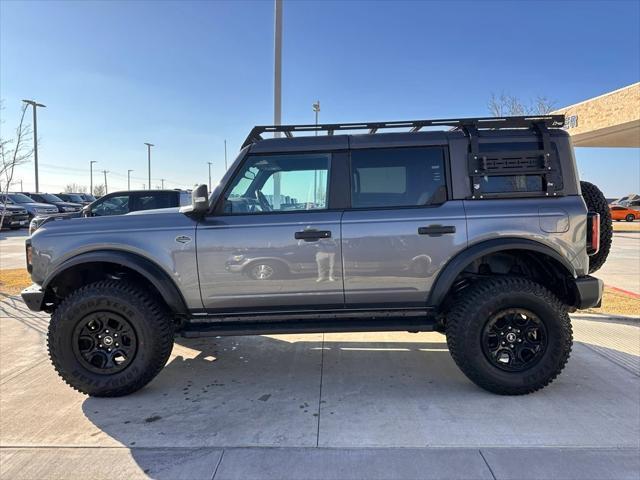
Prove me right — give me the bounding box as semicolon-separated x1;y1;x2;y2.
243;115;565;150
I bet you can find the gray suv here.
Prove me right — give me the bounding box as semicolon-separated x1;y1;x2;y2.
21;115;611;397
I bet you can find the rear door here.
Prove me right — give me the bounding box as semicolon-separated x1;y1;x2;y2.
196;151;344;312
341;146;467;308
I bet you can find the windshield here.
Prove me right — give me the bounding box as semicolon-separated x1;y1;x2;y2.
7;193;35;203
83;194;96;201
66;194;84;202
40;193;63;202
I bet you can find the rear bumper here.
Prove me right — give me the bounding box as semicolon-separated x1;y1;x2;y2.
21;283;45;312
574;275;604;309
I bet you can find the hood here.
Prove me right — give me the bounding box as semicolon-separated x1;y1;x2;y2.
21;201;58;209
33;209;193;237
1;204;28;212
54;201;83;209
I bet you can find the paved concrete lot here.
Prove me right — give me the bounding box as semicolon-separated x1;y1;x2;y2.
596;233;640;295
1;296;638;479
0;229;29;270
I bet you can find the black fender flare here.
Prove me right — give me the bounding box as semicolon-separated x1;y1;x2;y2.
427;238;577;307
43;250;188;314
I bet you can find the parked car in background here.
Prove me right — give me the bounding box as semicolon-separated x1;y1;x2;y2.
81;193;97;203
57;193;92;206
29;189;192;234
1;193;59;220
610;204;640;222
20;192;83;214
0;203;29;229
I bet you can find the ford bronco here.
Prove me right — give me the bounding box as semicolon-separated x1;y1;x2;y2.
21;115;611;397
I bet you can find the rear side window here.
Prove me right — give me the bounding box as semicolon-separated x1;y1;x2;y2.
350;147;446;208
134;192;176;211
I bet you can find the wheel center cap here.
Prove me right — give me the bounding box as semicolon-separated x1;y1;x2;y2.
506;332;517;343
103;336;114;346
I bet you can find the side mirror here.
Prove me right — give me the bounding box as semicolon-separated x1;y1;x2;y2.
180;184;209;216
82;205;91;217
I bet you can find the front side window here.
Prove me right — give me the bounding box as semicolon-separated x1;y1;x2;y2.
223;153;330;214
92;195;130;216
350;147;446;208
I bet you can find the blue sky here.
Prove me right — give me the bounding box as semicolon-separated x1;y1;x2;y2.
1;0;638;196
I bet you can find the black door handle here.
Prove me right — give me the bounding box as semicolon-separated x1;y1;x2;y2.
418;225;456;236
295;230;332;241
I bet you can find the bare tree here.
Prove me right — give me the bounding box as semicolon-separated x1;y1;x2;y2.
64;183;87;193
92;184;106;197
488;92;556;116
1;103;33;228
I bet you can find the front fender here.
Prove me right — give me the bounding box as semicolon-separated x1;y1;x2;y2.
42;250;188;314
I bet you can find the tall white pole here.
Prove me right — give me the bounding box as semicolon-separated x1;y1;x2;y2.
273;0;283;209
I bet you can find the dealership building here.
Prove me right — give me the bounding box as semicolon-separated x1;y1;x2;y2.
552;82;639;148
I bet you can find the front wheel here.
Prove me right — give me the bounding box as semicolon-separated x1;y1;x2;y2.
48;280;174;397
625;214;635;222
445;277;572;395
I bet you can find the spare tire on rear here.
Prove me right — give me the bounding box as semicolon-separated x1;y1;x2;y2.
580;180;612;274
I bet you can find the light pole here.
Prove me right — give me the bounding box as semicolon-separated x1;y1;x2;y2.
127;170;134;190
102;170;109;194
207;162;212;191
312;100;320;134
144;142;154;189
161;178;165;189
89;160;97;195
312;101;320;202
224;140;228;171
22;99;46;192
272;0;283;208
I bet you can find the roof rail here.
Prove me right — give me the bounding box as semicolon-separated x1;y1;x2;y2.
241;115;565;148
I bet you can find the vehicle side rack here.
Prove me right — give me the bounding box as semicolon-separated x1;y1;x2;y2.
464;120;564;200
241;115;565;148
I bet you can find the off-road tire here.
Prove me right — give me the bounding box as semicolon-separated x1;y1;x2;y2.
48;280;174;397
580;180;612;273
445;277;572;395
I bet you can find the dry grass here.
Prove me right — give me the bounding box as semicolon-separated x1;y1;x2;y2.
0;268;31;296
612;221;640;232
1;268;637;317
585;287;640;317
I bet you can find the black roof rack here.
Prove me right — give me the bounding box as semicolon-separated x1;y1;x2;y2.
241;115;565;148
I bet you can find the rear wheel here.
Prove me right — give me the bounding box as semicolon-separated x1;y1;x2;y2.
48;280;174;397
580;181;612;273
625;214;635;222
445;277;572;395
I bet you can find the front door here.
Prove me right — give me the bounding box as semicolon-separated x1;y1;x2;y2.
341;146;467;308
196;152;344;312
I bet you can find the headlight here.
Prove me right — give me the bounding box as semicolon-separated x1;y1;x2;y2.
34;208;48;213
63;207;74;212
231;255;245;262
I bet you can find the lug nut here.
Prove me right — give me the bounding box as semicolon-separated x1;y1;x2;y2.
98;344;102;348
510;344;514;348
114;334;118;337
115;343;119;347
108;348;111;352
517;339;522;343
105;330;109;333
